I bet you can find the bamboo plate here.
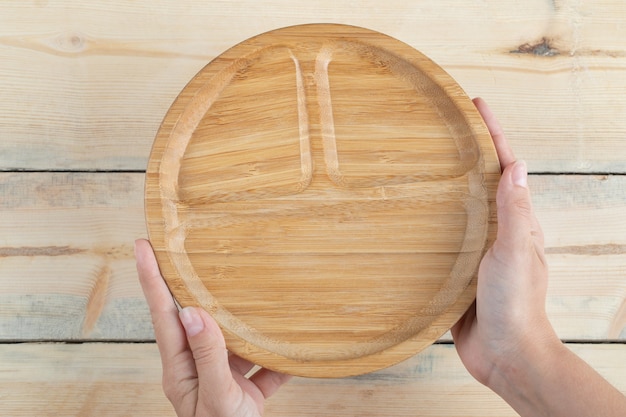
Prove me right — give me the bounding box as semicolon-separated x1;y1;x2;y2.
145;24;500;378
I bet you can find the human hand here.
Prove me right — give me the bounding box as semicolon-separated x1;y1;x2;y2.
135;239;291;417
451;98;561;387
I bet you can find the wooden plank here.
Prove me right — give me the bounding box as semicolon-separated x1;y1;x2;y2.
0;173;626;340
0;173;152;340
1;0;625;171
1;172;625;341
0;342;623;417
536;175;626;339
0;343;175;417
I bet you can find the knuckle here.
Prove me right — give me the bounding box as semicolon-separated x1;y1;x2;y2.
497;193;534;226
162;375;180;403
513;197;533;217
162;372;198;407
192;342;222;365
271;371;292;387
161;363;186;403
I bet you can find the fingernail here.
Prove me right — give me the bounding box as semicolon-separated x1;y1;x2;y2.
179;307;205;337
512;160;528;188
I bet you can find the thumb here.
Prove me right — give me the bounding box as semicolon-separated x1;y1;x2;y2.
179;307;234;405
494;160;536;252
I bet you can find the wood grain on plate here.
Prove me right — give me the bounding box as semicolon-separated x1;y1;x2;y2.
2;1;626;415
145;24;500;377
1;174;624;342
3;1;626;173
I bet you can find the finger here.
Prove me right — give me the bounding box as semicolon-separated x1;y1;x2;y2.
531;212;546;249
473;97;516;170
178;307;234;408
249;368;293;399
494;160;535;254
472;99;545;250
134;239;188;366
229;354;257;377
451;300;476;343
135;239;177;316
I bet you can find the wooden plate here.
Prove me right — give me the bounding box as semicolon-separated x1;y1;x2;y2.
145;24;500;378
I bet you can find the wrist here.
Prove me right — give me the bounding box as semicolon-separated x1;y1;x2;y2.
486;327;565;415
487;332;626;417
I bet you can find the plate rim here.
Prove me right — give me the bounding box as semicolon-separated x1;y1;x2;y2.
145;23;500;378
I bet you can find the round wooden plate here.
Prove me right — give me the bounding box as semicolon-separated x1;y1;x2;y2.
145;24;500;378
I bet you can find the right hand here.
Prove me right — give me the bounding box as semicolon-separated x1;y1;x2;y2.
451;98;561;386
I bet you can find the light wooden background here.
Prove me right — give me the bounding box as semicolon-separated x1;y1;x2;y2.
1;1;625;416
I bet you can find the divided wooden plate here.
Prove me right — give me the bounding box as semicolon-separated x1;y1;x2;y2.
145;24;500;378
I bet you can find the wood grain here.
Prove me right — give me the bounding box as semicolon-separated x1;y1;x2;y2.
0;343;175;417
0;173;152;340
1;0;624;414
538;175;626;339
145;23;501;377
0;173;624;342
1;0;625;171
0;342;623;417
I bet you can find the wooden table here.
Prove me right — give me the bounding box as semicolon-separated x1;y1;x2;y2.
1;1;625;416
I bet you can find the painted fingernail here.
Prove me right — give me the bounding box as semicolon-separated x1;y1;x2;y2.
512;160;528;188
179;307;205;337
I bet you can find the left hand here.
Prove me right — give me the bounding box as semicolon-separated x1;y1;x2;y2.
135;239;291;417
